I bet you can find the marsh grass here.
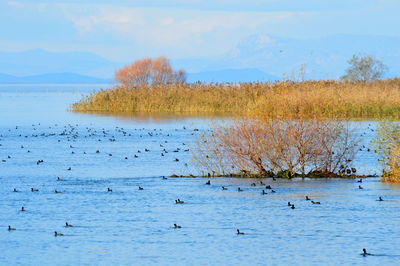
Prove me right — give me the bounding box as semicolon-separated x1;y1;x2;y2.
72;79;400;119
374;121;400;182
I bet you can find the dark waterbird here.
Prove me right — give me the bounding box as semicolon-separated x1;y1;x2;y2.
236;229;244;235
377;196;384;201
138;186;144;190
175;199;184;204
359;185;363;189
205;180;211;185
65;222;73;227
173;224;182;229
107;187;112;192
21;206;25;212
222;186;228;190
31;188;39;192
306;196;311;201
237;187;243;192
8;225;16;231
361;248;372;256
311;201;321;205
54;231;64;236
13;188;18;192
262;190;267;195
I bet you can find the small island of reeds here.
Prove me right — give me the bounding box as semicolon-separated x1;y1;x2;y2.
72;79;400;119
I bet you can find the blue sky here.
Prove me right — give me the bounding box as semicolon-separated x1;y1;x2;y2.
1;0;399;62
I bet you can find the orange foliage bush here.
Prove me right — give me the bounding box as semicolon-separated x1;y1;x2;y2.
115;57;186;88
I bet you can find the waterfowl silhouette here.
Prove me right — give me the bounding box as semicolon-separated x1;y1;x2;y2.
311;201;321;205
377;196;383;201
31;188;39;192
138;186;144;190
13;188;18;192
107;187;112;192
205;180;211;185
173;224;182;229
236;229;244;235
262;190;267;195
359;185;363;189
251;183;256;187
271;190;276;193
237;187;243;192
291;204;295;209
265;185;272;189
222;186;228;190
54;231;64;236
65;222;73;227
67;167;71;171
8;225;16;231
306;196;311;201
175;199;184;204
21;206;25;212
357;179;363;183
56;177;63;181
54;190;62;194
361;248;371;256
288;202;293;206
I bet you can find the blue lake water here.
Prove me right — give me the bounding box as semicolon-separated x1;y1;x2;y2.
0;85;399;265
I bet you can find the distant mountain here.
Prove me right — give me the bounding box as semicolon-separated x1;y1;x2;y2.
187;68;279;83
0;49;119;78
175;34;400;79
0;72;111;84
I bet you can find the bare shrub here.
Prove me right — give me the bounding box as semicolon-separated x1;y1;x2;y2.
374;121;400;182
193;117;359;178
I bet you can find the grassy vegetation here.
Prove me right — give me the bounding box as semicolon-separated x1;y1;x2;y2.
72;79;400;119
374;121;400;182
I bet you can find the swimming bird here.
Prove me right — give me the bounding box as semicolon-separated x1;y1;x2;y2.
262;190;267;195
31;188;39;192
288;202;293;206
222;186;228;190
306;196;311;201
8;225;16;231
357;179;363;183
13;188;18;192
237;187;243;192
174;224;182;229
65;222;73;227
311;201;321;205
359;185;363;189
175;199;184;204
377;196;383;201
67;167;71;171
107;187;112;192
138;186;144;190
265;185;272;189
57;177;63;181
205;180;211;185
361;248;371;256
291;204;295;209
54;231;64;236
54;190;62;194
236;229;244;235
21;206;25;212
251;183;256;187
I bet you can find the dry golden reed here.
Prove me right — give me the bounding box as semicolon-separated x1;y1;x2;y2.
71;79;400;119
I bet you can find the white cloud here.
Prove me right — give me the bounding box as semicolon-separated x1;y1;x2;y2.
62;4;296;57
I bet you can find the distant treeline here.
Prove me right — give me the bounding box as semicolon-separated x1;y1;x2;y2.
71;79;400;119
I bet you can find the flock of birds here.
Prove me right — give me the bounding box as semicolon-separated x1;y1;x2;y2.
0;123;385;257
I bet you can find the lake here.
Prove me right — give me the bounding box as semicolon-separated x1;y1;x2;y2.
0;85;399;265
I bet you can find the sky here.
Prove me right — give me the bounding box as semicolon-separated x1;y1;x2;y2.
1;0;399;62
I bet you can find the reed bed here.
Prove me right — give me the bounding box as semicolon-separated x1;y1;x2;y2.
71;79;400;119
